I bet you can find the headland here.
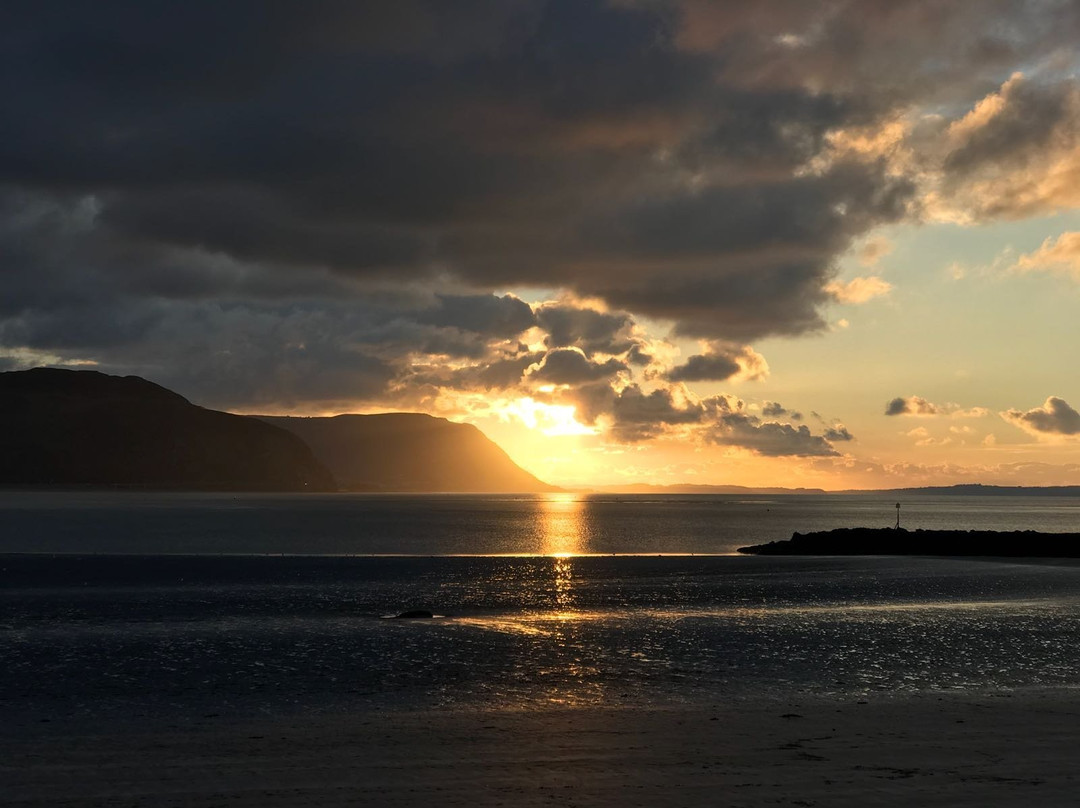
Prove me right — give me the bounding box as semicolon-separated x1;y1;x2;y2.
738;527;1080;557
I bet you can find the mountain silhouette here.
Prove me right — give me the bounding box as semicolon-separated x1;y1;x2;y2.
0;368;334;490
259;413;558;493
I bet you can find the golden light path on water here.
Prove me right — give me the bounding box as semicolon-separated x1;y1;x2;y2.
538;492;587;558
539;492;581;615
538;493;595;702
449;492;1080;707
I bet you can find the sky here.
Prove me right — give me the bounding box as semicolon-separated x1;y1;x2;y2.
4;1;1080;490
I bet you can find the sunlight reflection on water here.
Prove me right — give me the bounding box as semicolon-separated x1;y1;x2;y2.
553;557;574;611
6;552;1080;722
6;491;1080;555
538;493;587;557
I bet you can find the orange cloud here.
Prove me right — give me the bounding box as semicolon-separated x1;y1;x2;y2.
1013;231;1080;281
826;276;893;304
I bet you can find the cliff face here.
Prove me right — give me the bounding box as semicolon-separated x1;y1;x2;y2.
259;413;558;493
0;368;334;491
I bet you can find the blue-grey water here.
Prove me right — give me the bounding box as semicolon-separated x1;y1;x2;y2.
3;492;1080;731
3;490;1080;555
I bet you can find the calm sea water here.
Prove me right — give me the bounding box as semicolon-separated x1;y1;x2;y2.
3;490;1080;555
3;492;1080;730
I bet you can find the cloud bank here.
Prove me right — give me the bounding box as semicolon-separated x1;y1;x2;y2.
885;396;990;418
1002;397;1080;437
1;1;1079;462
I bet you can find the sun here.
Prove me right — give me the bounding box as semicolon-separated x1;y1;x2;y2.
502;397;597;436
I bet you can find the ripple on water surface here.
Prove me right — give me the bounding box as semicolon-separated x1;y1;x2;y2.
4;554;1080;725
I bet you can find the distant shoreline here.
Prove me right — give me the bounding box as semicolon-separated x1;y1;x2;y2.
582;483;1080;497
5;483;1080;496
739;527;1080;557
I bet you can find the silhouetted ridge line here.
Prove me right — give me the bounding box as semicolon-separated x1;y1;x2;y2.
839;484;1080;497
738;528;1080;557
258;413;559;493
0;368;334;491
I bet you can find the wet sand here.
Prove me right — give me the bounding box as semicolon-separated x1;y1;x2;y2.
3;690;1078;807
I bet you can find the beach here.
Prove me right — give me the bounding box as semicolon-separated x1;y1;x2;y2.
10;0;1080;799
4;690;1078;807
5;497;1080;806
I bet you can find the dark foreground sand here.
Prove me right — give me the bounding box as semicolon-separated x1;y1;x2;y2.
3;691;1079;807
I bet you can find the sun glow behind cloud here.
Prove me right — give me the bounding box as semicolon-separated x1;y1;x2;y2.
10;3;1080;490
501;397;598;437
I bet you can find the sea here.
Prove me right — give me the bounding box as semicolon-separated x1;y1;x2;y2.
3;491;1080;730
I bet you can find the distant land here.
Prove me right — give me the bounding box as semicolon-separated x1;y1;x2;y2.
739;527;1080;557
0;367;557;493
583;483;828;495
846;484;1080;497
0;368;334;491
584;483;1080;497
5;368;1080;497
258;414;558;493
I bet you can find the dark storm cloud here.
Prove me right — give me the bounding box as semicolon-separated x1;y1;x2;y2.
1001;397;1080;437
2;0;1079;408
670;0;1080;99
884;396;990;419
417;294;537;340
86;302;401;411
943;78;1075;177
665;342;768;385
933;74;1080;220
535;304;636;354
0;0;905;345
762;401;802;421
412;350;546;393
561;381;843;453
611;386;709;427
528;349;626;386
708;415;841;457
823;425;854;442
0;187;521;405
626;344;653;366
576;160;914;338
675;88;862;178
885;396;941;416
587;162;911;260
667;354;739;383
569;383;712;442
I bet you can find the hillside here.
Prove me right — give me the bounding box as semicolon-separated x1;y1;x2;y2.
0;368;334;491
259;413;558;493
